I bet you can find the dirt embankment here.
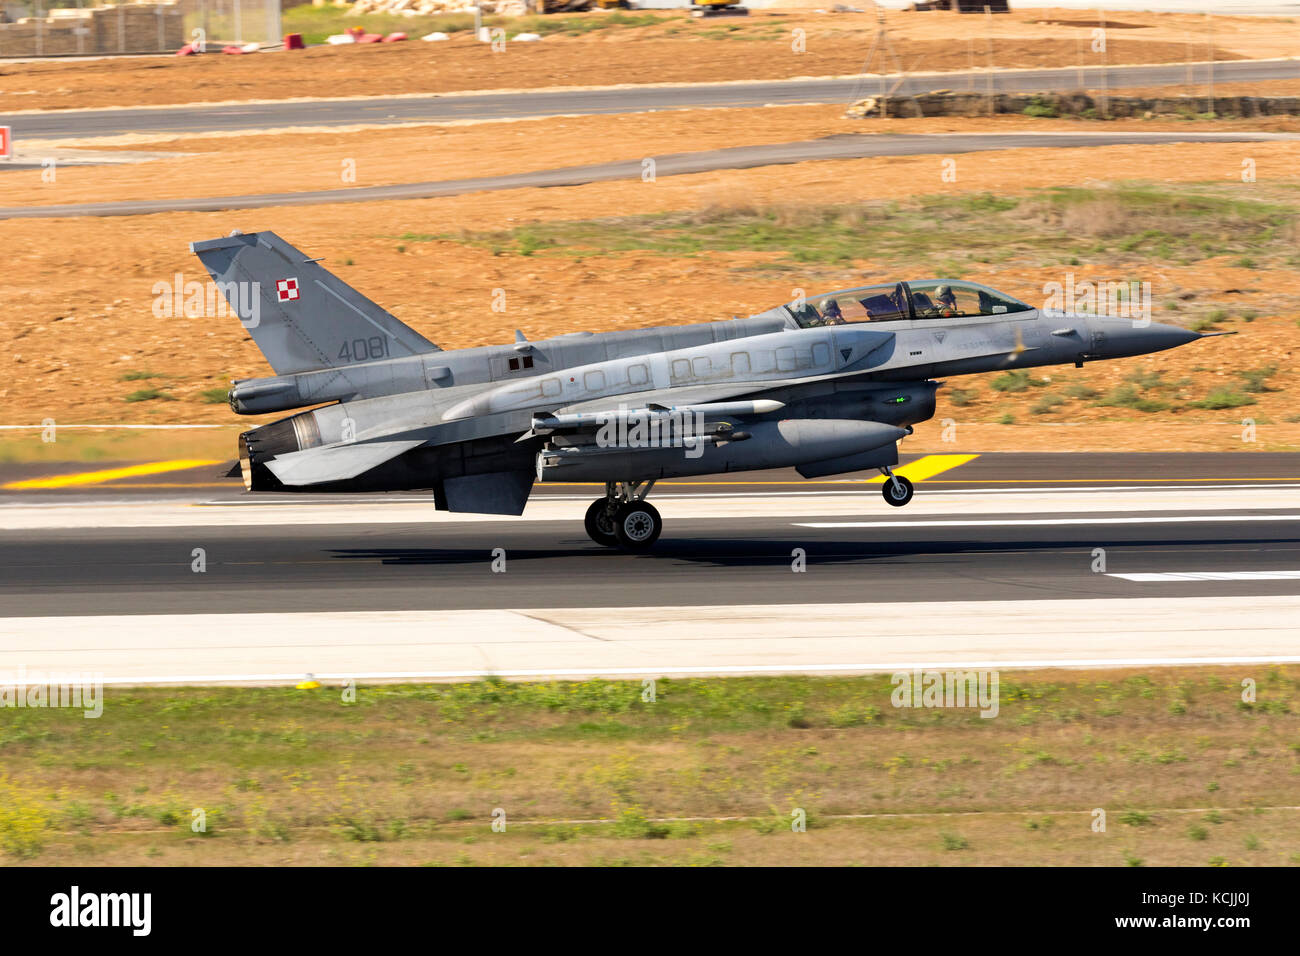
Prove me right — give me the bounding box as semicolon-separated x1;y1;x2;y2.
3;119;1298;452
0;6;1281;112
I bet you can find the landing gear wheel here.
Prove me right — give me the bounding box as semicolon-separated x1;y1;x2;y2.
584;498;619;547
882;474;914;507
613;500;662;551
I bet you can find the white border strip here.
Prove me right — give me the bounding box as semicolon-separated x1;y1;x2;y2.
91;654;1300;685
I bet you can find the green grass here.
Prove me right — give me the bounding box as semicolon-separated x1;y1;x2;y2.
1094;385;1170;413
989;370;1047;393
1235;366;1278;393
122;388;176;403
197;387;230;405
280;7;671;45
3;670;1298;865
1187;389;1257;410
281;7;472;43
119;370;161;382
406;185;1299;272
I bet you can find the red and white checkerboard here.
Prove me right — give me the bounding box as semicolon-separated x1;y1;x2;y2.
276;277;300;302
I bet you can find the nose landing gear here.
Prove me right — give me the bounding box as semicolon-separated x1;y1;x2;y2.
880;467;914;507
584;479;662;551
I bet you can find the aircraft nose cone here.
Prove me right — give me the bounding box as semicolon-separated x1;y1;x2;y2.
1088;317;1202;359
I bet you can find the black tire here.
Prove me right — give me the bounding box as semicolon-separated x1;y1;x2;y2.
584;498;619;547
613;500;663;551
882;474;914;507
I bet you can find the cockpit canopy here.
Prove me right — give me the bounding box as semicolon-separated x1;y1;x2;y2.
787;280;1033;328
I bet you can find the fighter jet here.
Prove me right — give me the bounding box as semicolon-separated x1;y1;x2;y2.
193;231;1217;550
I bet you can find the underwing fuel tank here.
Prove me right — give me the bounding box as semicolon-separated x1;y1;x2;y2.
536;418;906;482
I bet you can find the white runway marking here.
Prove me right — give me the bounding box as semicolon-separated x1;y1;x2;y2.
35;656;1300;687
1108;570;1300;582
5;486;1300;529
4;597;1300;685
797;514;1300;529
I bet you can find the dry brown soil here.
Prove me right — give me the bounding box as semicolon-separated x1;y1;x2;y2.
3;114;1298;453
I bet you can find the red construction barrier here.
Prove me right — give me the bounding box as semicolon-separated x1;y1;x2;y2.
175;43;197;56
348;26;365;38
222;45;245;55
0;126;11;160
358;33;383;43
384;32;407;42
283;33;304;50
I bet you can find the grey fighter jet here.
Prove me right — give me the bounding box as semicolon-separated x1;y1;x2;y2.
193;231;1216;550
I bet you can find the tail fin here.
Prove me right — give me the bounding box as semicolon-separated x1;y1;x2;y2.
190;231;437;375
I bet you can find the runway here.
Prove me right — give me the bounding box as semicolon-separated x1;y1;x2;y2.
7;59;1297;141
1;453;1298;683
2;130;1291;219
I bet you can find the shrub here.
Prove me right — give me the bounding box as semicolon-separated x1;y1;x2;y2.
1023;96;1058;118
123;388;175;403
1235;366;1277;393
1187;389;1256;410
1095;385;1169;412
611;807;670;840
990;370;1045;392
1031;393;1066;415
0;778;50;859
940;832;969;850
1118;810;1152;827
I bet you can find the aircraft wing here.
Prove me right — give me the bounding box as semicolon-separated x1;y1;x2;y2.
265;439;424;486
514;383;783;440
553;382;775;417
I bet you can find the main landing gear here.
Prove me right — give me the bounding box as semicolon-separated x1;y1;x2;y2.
584;480;661;551
880;466;914;507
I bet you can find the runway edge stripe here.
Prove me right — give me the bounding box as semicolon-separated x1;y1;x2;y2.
3;459;223;490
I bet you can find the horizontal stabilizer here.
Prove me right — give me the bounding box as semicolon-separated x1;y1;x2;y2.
265;439;424;486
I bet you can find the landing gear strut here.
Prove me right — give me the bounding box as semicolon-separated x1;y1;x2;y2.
880;467;914;507
584;480;661;551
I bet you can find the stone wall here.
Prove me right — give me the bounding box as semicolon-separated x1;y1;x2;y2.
848;90;1300;120
0;3;184;57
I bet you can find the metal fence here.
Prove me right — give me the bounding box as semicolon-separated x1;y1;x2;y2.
0;0;281;57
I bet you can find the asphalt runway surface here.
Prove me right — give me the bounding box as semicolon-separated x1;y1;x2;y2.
2;130;1291;219
4;451;1299;681
9;59;1297;141
3;451;1300;616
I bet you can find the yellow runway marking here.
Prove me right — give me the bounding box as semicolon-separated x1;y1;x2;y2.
924;477;1300;484
863;454;980;484
3;459;223;490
